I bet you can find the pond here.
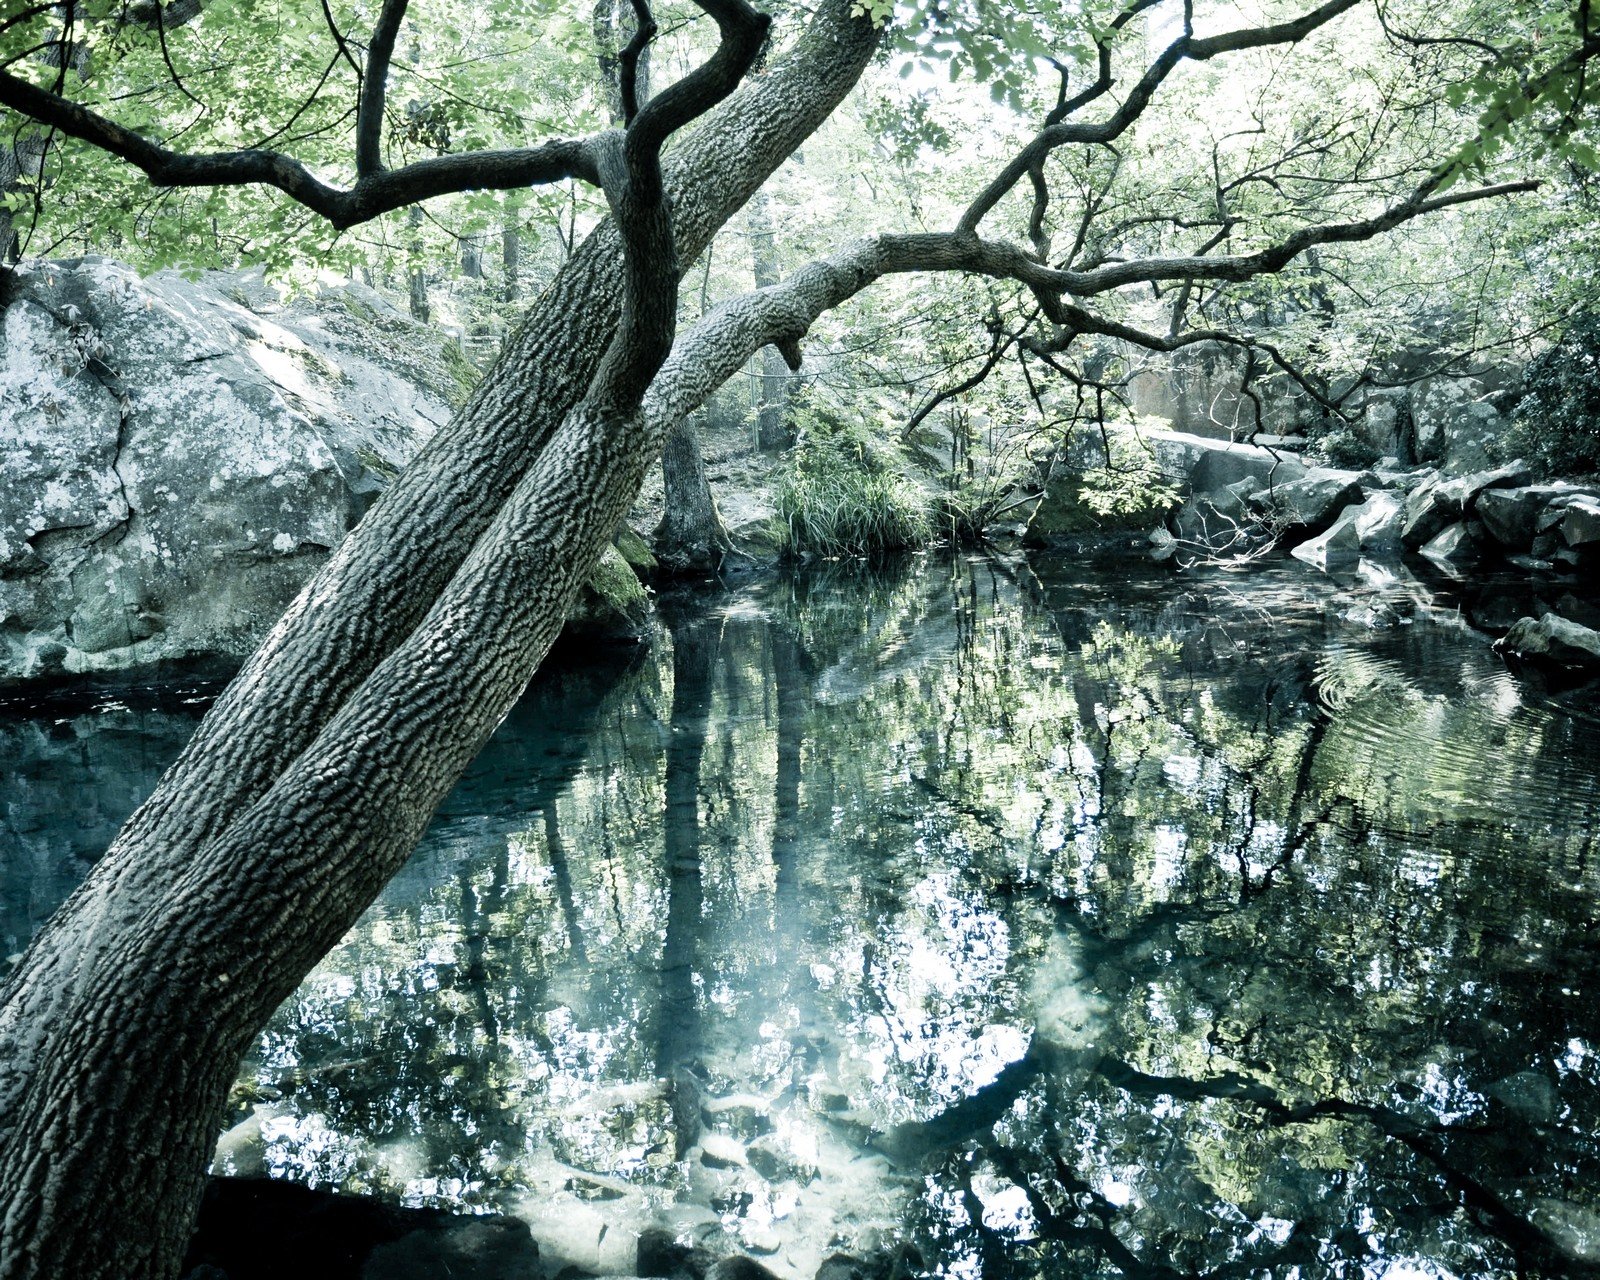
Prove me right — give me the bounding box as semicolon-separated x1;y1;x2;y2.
4;552;1600;1279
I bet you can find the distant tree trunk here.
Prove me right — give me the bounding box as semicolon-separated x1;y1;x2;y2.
407;201;430;323
748;190;794;451
653;413;734;574
460;233;483;279
502;220;520;300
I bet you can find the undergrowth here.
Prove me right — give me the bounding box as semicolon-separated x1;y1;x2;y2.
775;415;931;557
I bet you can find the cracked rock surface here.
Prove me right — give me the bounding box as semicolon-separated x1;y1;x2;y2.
0;256;463;684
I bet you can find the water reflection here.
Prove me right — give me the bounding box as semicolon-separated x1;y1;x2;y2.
5;554;1600;1278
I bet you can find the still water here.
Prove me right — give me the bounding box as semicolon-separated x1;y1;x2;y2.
4;553;1600;1278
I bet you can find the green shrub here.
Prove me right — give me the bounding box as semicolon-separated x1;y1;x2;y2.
775;419;931;557
1504;312;1600;477
1030;428;1182;536
1309;426;1381;470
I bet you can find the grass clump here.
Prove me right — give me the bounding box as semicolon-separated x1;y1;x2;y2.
775;417;931;557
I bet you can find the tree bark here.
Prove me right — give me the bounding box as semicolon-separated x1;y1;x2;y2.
748;189;794;451
653;412;734;573
0;5;878;1275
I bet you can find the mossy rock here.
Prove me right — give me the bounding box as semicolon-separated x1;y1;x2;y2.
565;544;653;641
613;526;657;574
439;340;482;406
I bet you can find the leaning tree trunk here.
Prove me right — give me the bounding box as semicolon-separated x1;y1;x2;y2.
0;3;877;1276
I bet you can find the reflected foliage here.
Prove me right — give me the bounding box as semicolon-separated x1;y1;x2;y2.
4;557;1600;1278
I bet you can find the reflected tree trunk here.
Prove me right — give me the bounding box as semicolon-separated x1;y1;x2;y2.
657;606;718;1088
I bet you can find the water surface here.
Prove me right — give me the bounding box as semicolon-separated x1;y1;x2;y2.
4;553;1599;1279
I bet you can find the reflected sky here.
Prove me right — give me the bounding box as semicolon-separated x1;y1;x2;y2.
4;553;1599;1278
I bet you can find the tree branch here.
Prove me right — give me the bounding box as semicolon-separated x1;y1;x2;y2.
0;66;602;227
355;0;408;175
957;0;1362;236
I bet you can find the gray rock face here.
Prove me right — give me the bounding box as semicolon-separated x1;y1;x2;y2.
1495;614;1600;672
1;257;467;684
1399;462;1533;551
1409;376;1507;475
1254;466;1371;532
1352;388;1412;462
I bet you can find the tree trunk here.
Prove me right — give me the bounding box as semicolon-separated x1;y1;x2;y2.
748;190;794;451
653;412;734;574
502;220;520;300
0;5;878;1275
460;232;483;279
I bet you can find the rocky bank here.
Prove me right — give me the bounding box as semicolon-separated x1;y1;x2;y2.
0;257;645;687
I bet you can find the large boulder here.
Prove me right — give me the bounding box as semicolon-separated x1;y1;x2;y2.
1475;484;1591;551
1409;375;1507;474
1288;491;1404;573
1419;521;1484;570
1563;497;1600;549
1251;466;1372;532
1134;424;1307;493
1;257;644;685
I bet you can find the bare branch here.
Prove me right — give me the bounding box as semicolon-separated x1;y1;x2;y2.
957;0;1362;236
619;0;659;124
0;68;603;226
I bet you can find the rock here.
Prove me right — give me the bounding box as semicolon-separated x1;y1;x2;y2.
0;257;643;685
565;543;653;642
1253;467;1369;532
1494;615;1600;673
1419;521;1483;569
1563;497;1600;548
1476;485;1591;551
707;1259;783;1280
615;525;659;574
1399;462;1533;550
1289;513;1361;571
1288;492;1403;572
698;1133;748;1169
364;1218;542;1280
1409;375;1507;474
1353;388;1411;462
700;1093;774;1140
638;1227;718;1279
745;1134;816;1184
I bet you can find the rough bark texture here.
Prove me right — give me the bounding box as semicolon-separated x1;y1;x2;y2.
0;0;809;1270
0;0;877;1140
653;413;735;573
